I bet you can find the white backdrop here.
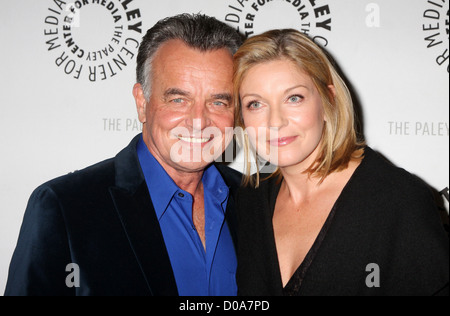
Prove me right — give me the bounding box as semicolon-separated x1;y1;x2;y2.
1;0;448;294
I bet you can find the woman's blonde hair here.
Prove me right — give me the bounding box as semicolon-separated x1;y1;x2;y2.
233;29;365;187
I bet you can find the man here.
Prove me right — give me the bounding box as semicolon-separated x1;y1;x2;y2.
5;14;243;296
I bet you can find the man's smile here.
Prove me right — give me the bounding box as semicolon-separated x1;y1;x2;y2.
175;135;213;144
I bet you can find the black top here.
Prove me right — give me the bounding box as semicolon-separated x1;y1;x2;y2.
236;147;449;296
283;202;337;296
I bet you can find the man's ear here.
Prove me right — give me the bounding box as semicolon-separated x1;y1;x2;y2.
133;83;147;124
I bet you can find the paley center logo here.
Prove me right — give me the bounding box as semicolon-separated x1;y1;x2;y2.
43;0;143;82
224;0;332;46
422;0;449;72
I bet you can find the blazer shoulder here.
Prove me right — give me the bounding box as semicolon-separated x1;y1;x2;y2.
42;158;116;195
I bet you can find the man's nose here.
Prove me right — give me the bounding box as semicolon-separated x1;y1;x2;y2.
187;103;211;132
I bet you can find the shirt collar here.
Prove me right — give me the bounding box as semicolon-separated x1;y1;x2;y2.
136;136;230;219
202;164;230;209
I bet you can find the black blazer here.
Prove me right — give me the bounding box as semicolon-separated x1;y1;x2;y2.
236;147;449;296
5;134;242;296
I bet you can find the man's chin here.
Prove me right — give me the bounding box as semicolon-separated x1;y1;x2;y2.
169;160;215;174
169;142;225;168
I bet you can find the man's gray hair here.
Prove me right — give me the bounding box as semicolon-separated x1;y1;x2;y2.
136;13;243;101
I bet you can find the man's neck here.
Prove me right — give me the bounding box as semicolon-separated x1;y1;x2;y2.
145;143;205;196
166;168;204;197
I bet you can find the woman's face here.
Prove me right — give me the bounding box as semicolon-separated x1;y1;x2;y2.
240;59;327;169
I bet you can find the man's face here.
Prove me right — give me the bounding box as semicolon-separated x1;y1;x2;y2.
134;39;235;175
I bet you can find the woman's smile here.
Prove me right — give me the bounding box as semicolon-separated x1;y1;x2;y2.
268;136;298;147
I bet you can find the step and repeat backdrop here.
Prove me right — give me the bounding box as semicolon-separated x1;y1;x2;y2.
0;0;448;293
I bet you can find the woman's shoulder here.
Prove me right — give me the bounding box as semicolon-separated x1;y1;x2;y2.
349;147;442;227
358;146;432;195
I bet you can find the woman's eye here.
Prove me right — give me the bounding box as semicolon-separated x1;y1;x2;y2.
247;101;262;110
287;95;303;103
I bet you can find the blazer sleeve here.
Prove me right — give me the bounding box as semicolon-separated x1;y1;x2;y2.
4;185;74;296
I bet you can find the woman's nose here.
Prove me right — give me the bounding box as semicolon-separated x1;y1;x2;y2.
268;107;288;129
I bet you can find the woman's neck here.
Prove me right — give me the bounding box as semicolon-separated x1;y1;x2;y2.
279;166;322;205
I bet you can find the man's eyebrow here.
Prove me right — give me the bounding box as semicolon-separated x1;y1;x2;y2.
163;89;232;102
164;88;191;98
211;93;232;102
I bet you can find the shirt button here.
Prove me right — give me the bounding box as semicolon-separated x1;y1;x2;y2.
178;192;185;198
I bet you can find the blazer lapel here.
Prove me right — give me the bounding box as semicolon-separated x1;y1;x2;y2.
110;135;178;296
110;184;178;296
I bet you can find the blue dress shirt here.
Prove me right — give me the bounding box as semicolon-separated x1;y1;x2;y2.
137;137;237;296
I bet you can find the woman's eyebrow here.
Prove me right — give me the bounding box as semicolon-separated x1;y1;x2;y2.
240;93;262;100
241;85;308;100
284;84;308;94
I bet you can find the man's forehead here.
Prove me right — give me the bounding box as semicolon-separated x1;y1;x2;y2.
153;39;233;68
150;39;233;99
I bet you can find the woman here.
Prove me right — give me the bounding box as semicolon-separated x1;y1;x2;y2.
233;29;449;296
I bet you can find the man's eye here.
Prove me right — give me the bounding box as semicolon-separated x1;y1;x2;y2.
213;101;227;107
171;98;184;104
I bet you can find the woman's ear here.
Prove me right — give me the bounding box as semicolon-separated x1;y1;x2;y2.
323;85;337;123
328;85;336;98
133;83;147;124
